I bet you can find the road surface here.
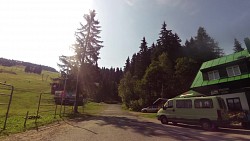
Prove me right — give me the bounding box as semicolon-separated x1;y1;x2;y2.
2;104;250;141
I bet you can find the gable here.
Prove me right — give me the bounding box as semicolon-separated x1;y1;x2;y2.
200;50;250;71
191;50;250;88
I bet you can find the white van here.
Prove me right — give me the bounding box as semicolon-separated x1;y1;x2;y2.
157;96;229;130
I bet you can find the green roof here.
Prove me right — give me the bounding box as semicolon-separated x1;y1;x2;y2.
191;50;250;88
200;50;250;70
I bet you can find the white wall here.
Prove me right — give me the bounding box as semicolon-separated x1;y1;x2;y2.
218;92;249;111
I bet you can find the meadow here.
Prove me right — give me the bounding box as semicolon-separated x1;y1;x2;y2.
0;65;105;135
0;65;60;133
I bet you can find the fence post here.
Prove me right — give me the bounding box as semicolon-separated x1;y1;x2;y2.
24;111;29;128
3;85;14;130
54;104;57;118
35;93;42;124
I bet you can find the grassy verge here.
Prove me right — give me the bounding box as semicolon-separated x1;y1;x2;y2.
0;101;106;136
62;102;107;120
83;102;106;115
138;113;157;119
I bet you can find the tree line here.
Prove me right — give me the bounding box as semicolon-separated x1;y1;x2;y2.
118;22;246;111
0;57;57;72
57;10;247;112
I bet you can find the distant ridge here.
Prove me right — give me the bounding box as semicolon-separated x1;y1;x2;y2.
0;57;57;72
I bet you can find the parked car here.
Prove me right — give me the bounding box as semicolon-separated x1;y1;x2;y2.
157;96;229;130
141;105;159;113
54;91;84;106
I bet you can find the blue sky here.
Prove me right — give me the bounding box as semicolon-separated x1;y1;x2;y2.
0;0;250;70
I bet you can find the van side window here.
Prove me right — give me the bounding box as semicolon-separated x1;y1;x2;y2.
168;100;173;108
176;100;192;108
226;97;242;111
217;98;227;109
194;99;213;108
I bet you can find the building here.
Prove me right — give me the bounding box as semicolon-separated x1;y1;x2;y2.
190;40;250;112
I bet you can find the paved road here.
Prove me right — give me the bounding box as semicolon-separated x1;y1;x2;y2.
2;104;250;141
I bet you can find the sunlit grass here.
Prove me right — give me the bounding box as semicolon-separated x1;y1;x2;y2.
0;65;106;136
0;65;59;135
139;113;157;119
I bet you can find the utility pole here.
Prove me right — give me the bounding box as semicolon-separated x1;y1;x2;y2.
74;64;80;114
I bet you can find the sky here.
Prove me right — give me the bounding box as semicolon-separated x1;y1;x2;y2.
0;0;250;70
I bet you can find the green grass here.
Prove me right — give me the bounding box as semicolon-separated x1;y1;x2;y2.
139;113;157;119
0;65;60;135
0;66;107;136
62;102;106;120
0;65;106;136
83;102;106;115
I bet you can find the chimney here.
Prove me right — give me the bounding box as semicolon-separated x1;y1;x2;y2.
244;37;250;53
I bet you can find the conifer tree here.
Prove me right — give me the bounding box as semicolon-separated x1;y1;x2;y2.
233;38;244;52
73;10;103;113
124;57;130;73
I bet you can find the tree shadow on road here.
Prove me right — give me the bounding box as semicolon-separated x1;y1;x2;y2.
67;114;250;141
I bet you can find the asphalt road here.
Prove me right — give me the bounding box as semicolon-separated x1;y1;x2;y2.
2;104;250;141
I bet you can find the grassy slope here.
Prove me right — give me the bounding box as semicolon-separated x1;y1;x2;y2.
0;65;59;134
0;65;106;135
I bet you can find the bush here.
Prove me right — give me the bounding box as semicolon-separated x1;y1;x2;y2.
129;99;144;111
228;111;246;123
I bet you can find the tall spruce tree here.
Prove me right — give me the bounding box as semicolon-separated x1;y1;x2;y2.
153;22;181;61
233;38;244;52
124;57;130;73
134;37;151;79
186;27;224;65
73;10;103;113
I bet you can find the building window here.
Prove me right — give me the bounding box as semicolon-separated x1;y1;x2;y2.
226;65;241;77
208;70;220;80
194;99;213;108
176;100;192;108
226;97;242;111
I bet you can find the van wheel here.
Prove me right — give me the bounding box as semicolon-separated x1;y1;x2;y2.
201;120;212;130
160;116;168;124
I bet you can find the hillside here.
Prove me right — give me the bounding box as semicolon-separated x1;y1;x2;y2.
0;65;60;133
0;57;57;72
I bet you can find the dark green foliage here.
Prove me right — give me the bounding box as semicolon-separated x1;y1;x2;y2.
124;57;130;73
134;37;151;79
152;22;182;61
118;24;226;111
95;67;123;102
118;72;137;108
233;38;244;53
174;57;199;94
24;65;42;74
244;37;250;52
184;27;224;65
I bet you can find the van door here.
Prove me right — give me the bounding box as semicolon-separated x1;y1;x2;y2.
175;99;193;123
165;100;176;121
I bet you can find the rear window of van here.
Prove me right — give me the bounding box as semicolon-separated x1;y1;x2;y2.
194;99;213;108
